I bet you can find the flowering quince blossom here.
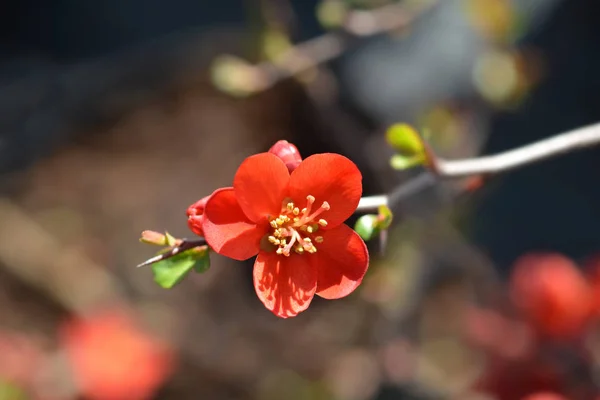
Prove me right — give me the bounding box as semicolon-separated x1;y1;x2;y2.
191;142;369;318
60;310;174;400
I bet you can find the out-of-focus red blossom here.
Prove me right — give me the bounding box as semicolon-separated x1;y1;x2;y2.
199;146;369;318
60;310;174;400
187;195;211;237
475;359;564;400
268;140;302;173
464;305;534;360
0;332;42;386
583;254;600;316
510;253;593;339
521;392;569;400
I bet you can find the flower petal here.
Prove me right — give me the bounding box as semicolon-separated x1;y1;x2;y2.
312;224;369;299
253;251;317;318
202;187;267;261
234;153;290;222
289;154;362;228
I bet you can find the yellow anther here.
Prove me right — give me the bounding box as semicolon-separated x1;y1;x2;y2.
276;248;283;255
280;239;287;246
286;202;294;211
301;208;307;214
277;218;284;226
270;220;278;228
268;236;280;245
318;219;328;227
293;217;300;223
307;246;317;253
307;226;314;233
306;195;315;203
295;246;304;254
315;236;324;243
293;207;300;215
303;237;312;243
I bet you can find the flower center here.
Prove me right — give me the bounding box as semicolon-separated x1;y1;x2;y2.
267;195;329;257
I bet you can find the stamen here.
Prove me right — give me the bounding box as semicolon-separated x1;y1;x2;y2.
315;236;324;243
270;220;278;228
307;226;314;233
286;202;294;211
318;219;327;227
293;207;300;215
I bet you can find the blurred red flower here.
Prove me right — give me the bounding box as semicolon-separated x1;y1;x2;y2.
521;392;569;400
61;310;174;400
510;253;592;339
200;150;369;318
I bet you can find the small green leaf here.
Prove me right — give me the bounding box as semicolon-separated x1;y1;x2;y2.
385;123;425;157
316;0;348;29
354;214;380;241
0;380;28;400
389;154;425;170
191;247;211;273
378;205;393;230
164;232;177;247
151;246;210;289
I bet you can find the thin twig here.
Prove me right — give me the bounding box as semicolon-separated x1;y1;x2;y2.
230;0;439;93
357;121;600;212
137;238;207;268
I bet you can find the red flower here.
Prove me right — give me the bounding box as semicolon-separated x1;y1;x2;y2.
200;150;369;318
61;310;174;400
510;253;592;339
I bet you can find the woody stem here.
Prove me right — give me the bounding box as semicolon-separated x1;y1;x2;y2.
356;121;600;213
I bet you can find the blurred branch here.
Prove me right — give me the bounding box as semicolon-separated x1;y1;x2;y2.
214;0;438;95
357;121;600;211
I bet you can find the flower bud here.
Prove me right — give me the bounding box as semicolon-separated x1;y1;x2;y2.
187;195;211;237
269;140;302;173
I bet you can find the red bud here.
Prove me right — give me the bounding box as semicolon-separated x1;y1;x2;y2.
268;140;302;173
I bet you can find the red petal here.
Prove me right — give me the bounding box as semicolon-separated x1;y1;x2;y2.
202;188;267;261
289;154;362;228
253;251;317;318
312;224;369;299
234;153;290;222
187;215;204;237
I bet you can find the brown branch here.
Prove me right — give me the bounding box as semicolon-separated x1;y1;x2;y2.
357;121;600;212
136;238;207;268
215;0;439;94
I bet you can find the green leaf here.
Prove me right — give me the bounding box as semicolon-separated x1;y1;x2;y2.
151;246;210;289
389;154;425;170
378;205;393;230
316;0;348;29
385;123;425;157
354;214;380;241
164;232;177;247
0;380;28;400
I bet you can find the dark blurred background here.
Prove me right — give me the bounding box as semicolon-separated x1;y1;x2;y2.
1;0;600;399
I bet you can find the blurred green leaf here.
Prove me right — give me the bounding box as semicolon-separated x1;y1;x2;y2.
389;154;425;170
386;123;425;157
151;246;210;289
316;0;348;29
354;214;380;241
378;205;393;230
164;232;177;247
0;380;28;400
